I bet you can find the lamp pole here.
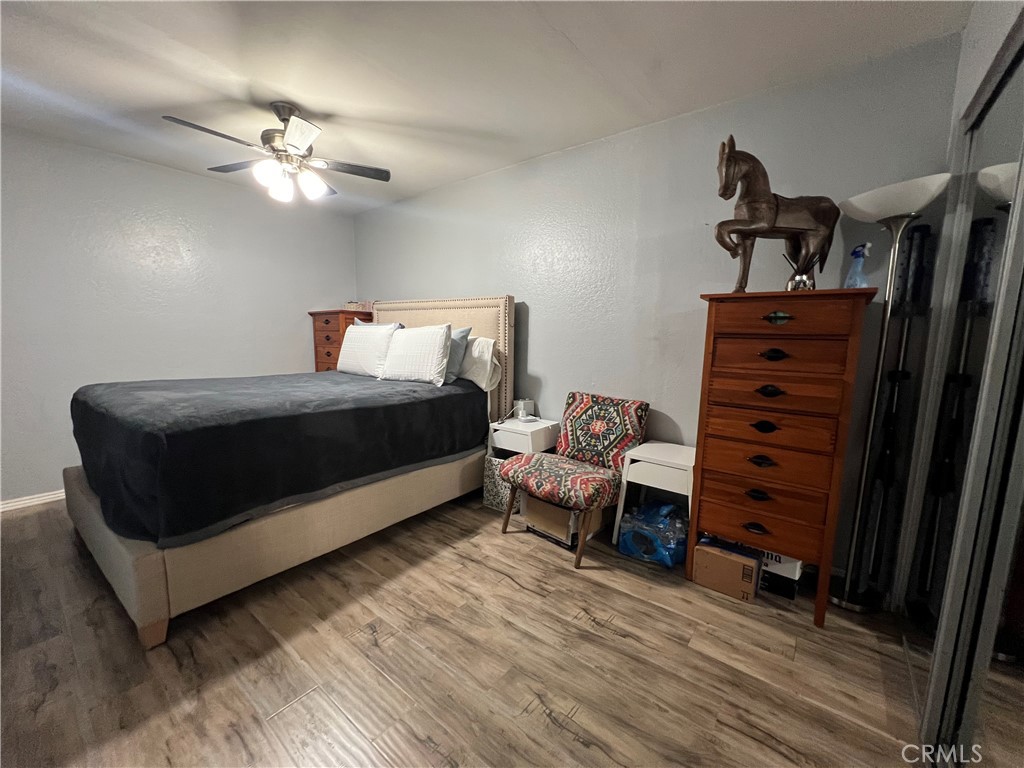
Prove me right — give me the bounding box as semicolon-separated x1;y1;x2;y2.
833;212;919;609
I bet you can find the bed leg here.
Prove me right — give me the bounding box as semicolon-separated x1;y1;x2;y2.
501;487;519;534
137;619;168;649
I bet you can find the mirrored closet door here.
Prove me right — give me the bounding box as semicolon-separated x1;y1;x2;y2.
903;40;1024;755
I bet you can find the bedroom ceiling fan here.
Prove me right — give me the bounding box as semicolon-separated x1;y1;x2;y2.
163;101;391;202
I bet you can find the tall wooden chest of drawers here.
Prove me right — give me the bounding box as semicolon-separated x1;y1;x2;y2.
686;288;876;626
308;309;373;371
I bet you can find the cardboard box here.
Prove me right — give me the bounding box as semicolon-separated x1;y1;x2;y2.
760;570;800;599
523;496;610;548
757;548;803;580
692;543;760;603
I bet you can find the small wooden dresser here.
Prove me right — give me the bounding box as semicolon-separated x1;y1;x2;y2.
308;309;373;371
686;288;876;626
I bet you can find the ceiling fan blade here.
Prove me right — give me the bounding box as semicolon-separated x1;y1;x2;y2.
283;115;322;154
313;160;391;183
208;159;263;173
323;180;338;197
163;116;269;154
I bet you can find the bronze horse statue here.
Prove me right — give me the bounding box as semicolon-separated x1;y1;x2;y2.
714;135;840;292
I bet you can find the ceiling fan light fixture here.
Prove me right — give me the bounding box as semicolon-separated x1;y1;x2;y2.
298;168;329;200
252;158;283;188
268;175;295;203
283;116;322;155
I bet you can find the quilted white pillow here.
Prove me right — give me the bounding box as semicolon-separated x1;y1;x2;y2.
336;324;398;378
380;324;452;386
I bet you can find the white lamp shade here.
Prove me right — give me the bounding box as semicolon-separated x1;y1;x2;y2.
978;162;1019;204
839;172;952;223
283;116;322;155
268;175;295;203
252;158;283;188
297;168;328;200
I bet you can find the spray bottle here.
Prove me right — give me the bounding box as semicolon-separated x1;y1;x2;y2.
845;243;871;289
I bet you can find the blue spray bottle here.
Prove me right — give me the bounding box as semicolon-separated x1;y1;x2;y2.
844;243;871;289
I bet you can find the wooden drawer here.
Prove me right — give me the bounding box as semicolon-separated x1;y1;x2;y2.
701;436;833;492
713;297;854;337
696;500;823;563
700;470;827;525
315;345;341;364
712;337;849;375
315;330;345;346
315;361;336;372
707;371;844;415
312;313;342;330
704;405;837;453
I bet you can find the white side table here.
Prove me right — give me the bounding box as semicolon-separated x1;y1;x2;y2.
484;418;560;512
489;418;559;455
612;441;696;545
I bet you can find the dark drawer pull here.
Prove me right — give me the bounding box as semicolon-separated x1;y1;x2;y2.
747;454;777;468
742;521;772;535
755;384;786;398
757;348;790;362
324;334;332;342
761;311;794;325
322;318;332;325
745;488;772;502
750;420;779;433
325;350;332;358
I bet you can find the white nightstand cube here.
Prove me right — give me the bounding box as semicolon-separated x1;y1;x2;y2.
490;418;560;455
483;418;559;512
612;441;696;545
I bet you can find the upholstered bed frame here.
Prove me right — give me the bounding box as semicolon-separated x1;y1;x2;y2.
63;296;514;648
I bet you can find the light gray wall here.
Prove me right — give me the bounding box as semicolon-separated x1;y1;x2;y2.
355;36;961;445
1;130;356;500
950;2;1024;125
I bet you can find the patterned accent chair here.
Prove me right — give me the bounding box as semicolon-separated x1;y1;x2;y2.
499;392;650;568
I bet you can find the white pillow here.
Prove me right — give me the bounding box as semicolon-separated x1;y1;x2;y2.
458;336;502;392
380;324;452;386
336;324;397;378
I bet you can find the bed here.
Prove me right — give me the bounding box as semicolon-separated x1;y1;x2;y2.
62;295;514;648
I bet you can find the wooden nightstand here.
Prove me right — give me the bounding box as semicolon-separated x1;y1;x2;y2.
308;309;373;371
612;441;696;545
484;418;559;512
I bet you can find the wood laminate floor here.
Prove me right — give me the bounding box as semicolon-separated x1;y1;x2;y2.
0;495;993;767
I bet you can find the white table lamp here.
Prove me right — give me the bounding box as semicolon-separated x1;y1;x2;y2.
833;171;951;610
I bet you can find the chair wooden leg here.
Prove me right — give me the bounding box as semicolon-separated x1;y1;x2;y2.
501;487;519;534
574;507;595;569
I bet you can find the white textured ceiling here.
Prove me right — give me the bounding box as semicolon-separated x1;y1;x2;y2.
1;2;970;212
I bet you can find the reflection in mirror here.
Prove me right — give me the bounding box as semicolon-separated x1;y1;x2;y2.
905;55;1024;761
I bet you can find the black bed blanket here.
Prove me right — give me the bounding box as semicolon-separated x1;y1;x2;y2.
71;372;488;548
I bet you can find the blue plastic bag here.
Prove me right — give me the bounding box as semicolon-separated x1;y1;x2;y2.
618;500;687;568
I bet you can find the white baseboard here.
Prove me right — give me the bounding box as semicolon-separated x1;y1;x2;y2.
1;489;66;514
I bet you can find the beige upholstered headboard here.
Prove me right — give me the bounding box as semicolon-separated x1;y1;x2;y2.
373;296;514;423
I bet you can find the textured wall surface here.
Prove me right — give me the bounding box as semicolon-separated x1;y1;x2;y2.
355;36;961;442
950;2;1024;125
355;36;961;565
1;131;356;499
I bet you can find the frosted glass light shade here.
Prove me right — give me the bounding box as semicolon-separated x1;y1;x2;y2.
839;172;952;223
298;168;328;200
252;158;283;188
268;175;295;203
978;162;1019;205
283;116;322;154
